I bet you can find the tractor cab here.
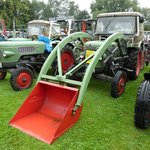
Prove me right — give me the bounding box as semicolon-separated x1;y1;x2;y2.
70;19;96;36
49;16;74;36
27;20;61;40
95;12;144;47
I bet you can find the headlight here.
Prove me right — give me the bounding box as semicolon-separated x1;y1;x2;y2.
3;53;7;57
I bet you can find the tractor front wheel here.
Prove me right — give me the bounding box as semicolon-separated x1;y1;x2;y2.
111;70;127;98
134;80;150;129
10;67;33;91
0;71;7;80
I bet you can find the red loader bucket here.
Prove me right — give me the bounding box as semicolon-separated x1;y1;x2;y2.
9;81;82;144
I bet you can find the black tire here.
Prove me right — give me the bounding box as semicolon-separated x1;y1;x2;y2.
111;70;127;98
125;50;140;80
10;67;34;91
0;71;7;80
134;80;150;129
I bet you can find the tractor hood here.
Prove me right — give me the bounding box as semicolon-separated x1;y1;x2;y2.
84;40;117;51
0;41;44;47
7;38;32;42
84;41;104;50
0;41;46;63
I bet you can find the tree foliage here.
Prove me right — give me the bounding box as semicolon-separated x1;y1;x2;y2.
0;0;149;30
75;10;91;20
91;0;141;18
140;7;150;30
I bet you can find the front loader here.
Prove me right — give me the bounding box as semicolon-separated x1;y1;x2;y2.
9;11;145;144
9;32;126;144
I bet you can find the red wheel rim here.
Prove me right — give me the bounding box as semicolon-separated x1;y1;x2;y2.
16;72;31;88
136;52;141;76
117;77;125;95
61;51;74;72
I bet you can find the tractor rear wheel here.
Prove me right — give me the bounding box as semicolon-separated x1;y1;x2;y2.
134;80;150;129
125;50;141;80
111;70;127;98
0;71;7;80
52;45;75;75
10;67;33;91
61;49;75;73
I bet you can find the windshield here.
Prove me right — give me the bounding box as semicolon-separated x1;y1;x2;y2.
95;16;136;35
27;23;50;36
51;24;61;36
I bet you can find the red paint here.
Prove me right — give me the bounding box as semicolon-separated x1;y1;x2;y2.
118;77;125;95
61;51;74;72
16;72;31;88
136;52;141;76
82;21;86;32
9;81;82;144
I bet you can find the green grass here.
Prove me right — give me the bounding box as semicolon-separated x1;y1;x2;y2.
0;67;150;150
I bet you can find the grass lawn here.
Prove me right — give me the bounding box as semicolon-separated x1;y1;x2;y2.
0;66;150;150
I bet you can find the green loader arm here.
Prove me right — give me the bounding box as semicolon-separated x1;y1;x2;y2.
37;32;124;111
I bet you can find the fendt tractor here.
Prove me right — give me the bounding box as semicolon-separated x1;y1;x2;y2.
53;12;145;98
84;12;145;97
0;20;62;91
0;18;90;91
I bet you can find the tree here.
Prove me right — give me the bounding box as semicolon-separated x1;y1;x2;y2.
91;0;141;18
141;8;150;30
75;10;91;20
1;0;31;29
68;1;79;16
30;0;46;20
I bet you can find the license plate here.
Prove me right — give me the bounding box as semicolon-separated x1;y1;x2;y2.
86;50;95;64
0;63;2;68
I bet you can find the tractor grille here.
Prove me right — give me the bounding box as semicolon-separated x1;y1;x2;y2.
17;47;35;53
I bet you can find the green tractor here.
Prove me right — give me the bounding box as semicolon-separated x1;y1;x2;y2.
82;12;145;97
0;19;86;91
53;12;145;98
0;19;74;91
0;41;46;90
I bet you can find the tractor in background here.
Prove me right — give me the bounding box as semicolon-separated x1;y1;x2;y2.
0;19;85;91
144;31;150;65
49;16;96;36
0;20;62;91
27;20;61;40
